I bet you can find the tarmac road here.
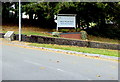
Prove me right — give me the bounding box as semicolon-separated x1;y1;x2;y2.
1;44;118;80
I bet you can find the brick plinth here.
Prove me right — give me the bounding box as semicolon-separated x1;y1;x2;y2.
60;33;81;39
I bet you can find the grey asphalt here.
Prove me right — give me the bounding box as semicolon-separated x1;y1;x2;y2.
1;44;118;80
0;44;2;81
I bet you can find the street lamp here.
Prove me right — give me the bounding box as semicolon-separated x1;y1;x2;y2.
19;0;21;41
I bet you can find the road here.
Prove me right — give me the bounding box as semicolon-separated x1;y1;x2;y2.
1;44;118;80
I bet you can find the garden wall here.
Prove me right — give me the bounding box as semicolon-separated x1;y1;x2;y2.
0;33;120;50
0;33;5;38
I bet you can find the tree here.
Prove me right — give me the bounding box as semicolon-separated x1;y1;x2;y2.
2;2;120;29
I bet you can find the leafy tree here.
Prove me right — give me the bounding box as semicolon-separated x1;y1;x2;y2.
2;2;120;30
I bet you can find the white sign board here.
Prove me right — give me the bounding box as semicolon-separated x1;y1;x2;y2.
57;16;76;28
4;31;14;41
4;31;14;37
56;14;76;31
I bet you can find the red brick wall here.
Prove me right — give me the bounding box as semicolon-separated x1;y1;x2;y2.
60;34;81;39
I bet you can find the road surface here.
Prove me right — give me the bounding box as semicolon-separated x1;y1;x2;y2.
1;44;118;80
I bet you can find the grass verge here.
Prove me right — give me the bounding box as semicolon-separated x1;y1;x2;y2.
29;43;119;57
2;31;53;37
22;31;53;37
88;35;119;44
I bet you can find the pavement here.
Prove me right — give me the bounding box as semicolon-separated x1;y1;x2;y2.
0;39;119;80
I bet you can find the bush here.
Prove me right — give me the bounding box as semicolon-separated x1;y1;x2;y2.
59;29;70;33
52;32;60;37
76;28;81;32
86;26;120;40
81;31;88;40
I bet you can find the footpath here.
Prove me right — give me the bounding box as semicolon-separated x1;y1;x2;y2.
1;38;119;62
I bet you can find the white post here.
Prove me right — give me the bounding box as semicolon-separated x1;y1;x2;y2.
56;15;58;31
19;0;21;41
56;25;58;32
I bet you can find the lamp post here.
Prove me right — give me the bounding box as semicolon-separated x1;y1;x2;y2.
19;0;21;41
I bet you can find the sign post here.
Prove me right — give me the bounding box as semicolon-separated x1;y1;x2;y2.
19;0;21;41
56;14;76;31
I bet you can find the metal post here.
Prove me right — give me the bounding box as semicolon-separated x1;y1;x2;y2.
19;0;21;41
56;26;58;32
75;15;77;32
56;15;58;31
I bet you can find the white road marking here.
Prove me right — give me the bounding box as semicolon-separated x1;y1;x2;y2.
24;60;92;80
57;68;64;72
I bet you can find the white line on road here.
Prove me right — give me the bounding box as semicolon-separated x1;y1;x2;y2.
57;68;64;72
24;60;92;80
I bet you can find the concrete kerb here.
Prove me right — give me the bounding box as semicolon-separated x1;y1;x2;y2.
3;40;119;61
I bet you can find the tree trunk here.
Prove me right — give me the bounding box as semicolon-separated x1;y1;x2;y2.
100;17;105;29
86;20;89;29
29;13;33;21
14;3;18;19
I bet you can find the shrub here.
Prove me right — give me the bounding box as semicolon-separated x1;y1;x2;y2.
81;31;88;40
59;29;70;33
52;32;60;37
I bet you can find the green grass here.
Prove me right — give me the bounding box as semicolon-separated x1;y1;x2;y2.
29;43;119;57
88;35;119;44
22;32;53;37
2;31;53;37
